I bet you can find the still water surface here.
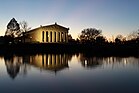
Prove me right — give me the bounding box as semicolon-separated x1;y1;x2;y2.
0;53;139;93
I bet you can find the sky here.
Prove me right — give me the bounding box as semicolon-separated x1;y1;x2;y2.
0;0;139;39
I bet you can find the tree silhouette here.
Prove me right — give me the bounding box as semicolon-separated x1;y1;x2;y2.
5;18;21;37
116;34;124;40
96;36;106;44
115;34;124;44
79;28;102;43
127;30;139;40
68;34;73;40
20;21;31;33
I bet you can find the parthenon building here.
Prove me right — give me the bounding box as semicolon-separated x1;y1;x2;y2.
23;23;69;43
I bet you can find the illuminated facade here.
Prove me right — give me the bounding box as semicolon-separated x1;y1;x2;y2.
23;23;69;43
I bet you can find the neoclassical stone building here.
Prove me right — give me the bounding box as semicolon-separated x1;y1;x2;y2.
23;23;69;43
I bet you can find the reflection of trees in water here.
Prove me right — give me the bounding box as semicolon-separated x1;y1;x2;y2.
4;53;139;79
78;54;139;69
4;54;74;79
79;54;103;68
4;55;22;79
67;54;73;62
102;57;139;69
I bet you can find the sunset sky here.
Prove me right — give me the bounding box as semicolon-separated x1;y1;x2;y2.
0;0;139;39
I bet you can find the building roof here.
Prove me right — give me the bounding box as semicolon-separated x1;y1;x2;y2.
25;23;69;34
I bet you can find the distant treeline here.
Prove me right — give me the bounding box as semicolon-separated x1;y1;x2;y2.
0;27;139;56
0;39;138;56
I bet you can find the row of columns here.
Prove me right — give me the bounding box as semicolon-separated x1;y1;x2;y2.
42;31;68;43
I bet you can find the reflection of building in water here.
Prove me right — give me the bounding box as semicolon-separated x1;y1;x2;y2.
4;54;69;79
4;56;22;79
23;54;69;72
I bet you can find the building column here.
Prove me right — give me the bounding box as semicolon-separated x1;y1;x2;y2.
63;32;66;42
48;32;50;42
49;32;52;42
62;32;65;42
65;33;68;42
60;32;62;42
56;32;58;42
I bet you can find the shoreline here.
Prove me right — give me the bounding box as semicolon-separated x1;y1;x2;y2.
0;43;138;56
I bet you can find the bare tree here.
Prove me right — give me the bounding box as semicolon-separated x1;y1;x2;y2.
20;21;31;33
116;34;124;41
68;34;73;40
114;34;126;44
127;30;139;40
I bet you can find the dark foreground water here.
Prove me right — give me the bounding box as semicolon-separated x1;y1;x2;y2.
0;53;139;93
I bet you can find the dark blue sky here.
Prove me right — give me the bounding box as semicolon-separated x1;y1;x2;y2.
0;0;139;39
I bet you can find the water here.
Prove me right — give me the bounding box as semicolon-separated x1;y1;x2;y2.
0;53;139;93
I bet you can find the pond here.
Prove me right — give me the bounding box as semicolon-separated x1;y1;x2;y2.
0;53;139;93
